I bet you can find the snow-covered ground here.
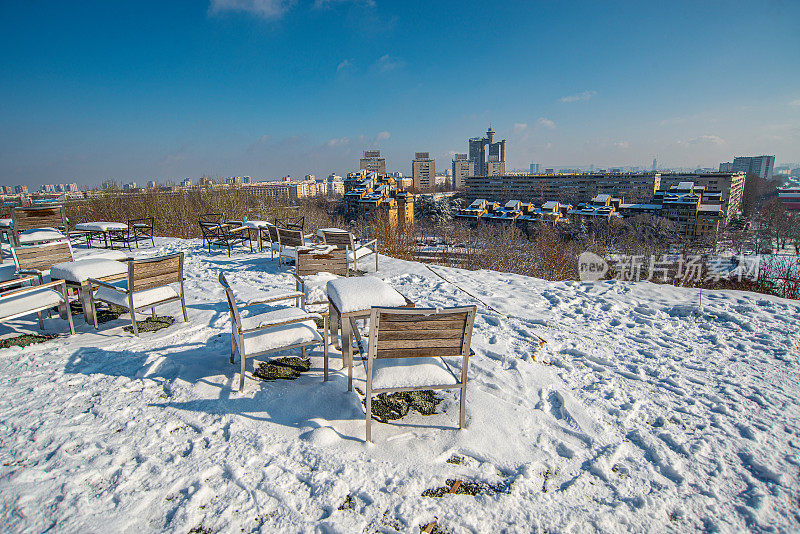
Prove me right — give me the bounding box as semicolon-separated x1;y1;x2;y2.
1;238;799;532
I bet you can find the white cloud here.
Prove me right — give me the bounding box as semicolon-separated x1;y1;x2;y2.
375;131;391;141
326;137;350;147
558;90;596;103
681;135;726;146
314;0;375;7
336;59;353;72
376;54;403;72
790;99;800;107
613;141;630;149
209;0;296;19
537;117;556;129
513;122;528;133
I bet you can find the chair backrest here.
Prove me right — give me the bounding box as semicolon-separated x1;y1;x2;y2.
129;217;154;230
129;252;183;292
12;205;67;233
12;241;74;272
218;272;243;332
296;248;348;277
276;216;304;232
322;230;355;249
199;214;224;239
277;226;304;248
368;306;477;360
199;213;222;224
266;224;279;243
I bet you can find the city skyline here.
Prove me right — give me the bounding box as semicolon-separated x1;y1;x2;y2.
1;0;799;188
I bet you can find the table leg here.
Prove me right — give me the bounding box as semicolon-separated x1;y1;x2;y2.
80;284;95;325
342;316;352;370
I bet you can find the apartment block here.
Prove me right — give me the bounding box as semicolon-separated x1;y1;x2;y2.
360;150;386;174
412;152;435;191
731;155;775;179
658;172;744;225
343;172;414;227
464;172;661;205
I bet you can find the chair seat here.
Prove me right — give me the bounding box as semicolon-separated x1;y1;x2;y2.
82;250;130;261
302;272;340;305
94;282;179;309
240;306;318;331
50;258;128;284
241;319;322;354
326;277;406;314
244;220;272;229
0;288;64;320
18;228;67;245
0;264;16;283
348;246;374;262
370;357;459;390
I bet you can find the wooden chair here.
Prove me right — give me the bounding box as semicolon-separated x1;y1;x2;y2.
276;226;308;269
11;205;68;247
0;275;75;335
109;217;155;249
198;214;252;256
219;272;327;391
266;224;280;259
362;305;477;442
88;252;188;336
321;229;378;273
275;215;304;232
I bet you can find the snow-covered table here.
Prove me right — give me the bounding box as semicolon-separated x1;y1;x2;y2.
75;221;129;249
326;276;412;390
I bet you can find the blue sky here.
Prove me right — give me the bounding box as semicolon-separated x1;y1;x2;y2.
1;0;798;188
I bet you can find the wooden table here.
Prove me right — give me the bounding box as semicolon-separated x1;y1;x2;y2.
326;276;413;390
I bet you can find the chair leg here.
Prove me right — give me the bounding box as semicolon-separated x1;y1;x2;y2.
151;307;156;318
129;308;139;336
459;383;467;429
61;284;75;335
91;297;99;330
230;326;236;364
375;251;378;271
180;293;188;322
37;311;44;330
323;315;329;382
366;392;372;442
239;351;246;392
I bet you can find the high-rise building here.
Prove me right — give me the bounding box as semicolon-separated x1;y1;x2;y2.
66;183;79;192
530;163;540;174
652;158;657;172
731;155;775;179
360;150;386;174
452;153;474;189
468;127;506;177
659;172;745;226
181;178;192;187
147;180;157;189
412;152;435;191
719;162;733;172
14;185;28;194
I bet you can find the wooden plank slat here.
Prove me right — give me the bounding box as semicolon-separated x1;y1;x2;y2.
378;313;467;323
378;329;464;341
376;347;463;359
377;338;463;350
378;319;466;332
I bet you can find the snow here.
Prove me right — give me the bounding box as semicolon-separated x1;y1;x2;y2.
50;258;128;284
16;228;66;245
94;282;179;309
0;287;64;320
75;222;128;232
327;276;407;313
1;237;799;532
300;272;340;305
371;356;459;390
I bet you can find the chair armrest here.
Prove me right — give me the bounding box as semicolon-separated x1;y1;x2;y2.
17;268;41;276
0;279;68;299
244;291;304;307
0;274;38;290
228;226;248;233
241;312;323;333
87;278;127;292
361;238;377;249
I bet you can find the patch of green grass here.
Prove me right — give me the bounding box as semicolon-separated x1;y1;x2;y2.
123;315;175;334
253;357;310;381
368;390;442;422
422;478;512;498
0;333;57;349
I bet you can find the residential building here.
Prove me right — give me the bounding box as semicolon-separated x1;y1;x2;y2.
181;178;192;187
123;182;138;191
530;163;540;174
719;162;733;172
147;180;157;189
568;194;623;224
242;179;319;200
14;185;28;194
66;183;79;192
343;172;414;227
452;153;474;189
777;188;800;211
732;155;775;179
412;152;435;191
464;172;661;205
360;150;386;174
468;127;506;176
619;182;723;238
658;172;744;225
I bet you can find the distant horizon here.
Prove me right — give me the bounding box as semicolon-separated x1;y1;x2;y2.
1;1;798;189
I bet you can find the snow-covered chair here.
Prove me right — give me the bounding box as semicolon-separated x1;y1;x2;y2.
321;229;378;273
11;241;130;324
276;226;309;269
362;305;477;442
0;276;75;335
88;252;188;336
219;272;327;391
11;205;68;247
